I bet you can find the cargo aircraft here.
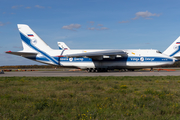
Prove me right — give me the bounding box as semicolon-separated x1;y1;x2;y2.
6;24;180;72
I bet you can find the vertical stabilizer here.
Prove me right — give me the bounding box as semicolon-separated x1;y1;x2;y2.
57;42;70;50
17;24;59;65
163;36;180;57
17;24;52;52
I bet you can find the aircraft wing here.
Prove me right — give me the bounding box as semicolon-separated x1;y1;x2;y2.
6;51;38;56
63;50;127;60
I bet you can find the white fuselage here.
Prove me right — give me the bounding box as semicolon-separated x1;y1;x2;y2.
28;49;175;69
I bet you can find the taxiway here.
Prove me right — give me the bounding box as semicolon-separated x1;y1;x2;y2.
0;71;180;77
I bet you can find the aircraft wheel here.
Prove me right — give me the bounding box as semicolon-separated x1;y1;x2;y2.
90;68;94;72
95;69;98;72
87;68;91;73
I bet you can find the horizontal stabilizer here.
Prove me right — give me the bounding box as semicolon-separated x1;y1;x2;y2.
6;51;37;56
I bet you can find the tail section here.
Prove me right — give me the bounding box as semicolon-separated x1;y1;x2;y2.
163;36;180;58
18;24;52;52
17;24;59;65
57;42;70;50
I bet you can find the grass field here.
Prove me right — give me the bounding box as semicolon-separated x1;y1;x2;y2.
1;76;180;120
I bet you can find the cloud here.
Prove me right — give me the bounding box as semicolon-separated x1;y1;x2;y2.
62;24;81;31
12;5;23;9
87;23;109;30
0;22;10;26
119;11;160;24
88;27;96;30
11;5;49;10
119;21;129;23
98;24;103;27
25;7;31;9
101;27;109;30
88;27;109;31
2;12;15;15
35;5;45;9
132;11;160;20
0;22;5;26
88;21;95;25
62;22;108;31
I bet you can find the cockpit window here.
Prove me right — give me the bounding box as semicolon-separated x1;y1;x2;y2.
156;51;162;54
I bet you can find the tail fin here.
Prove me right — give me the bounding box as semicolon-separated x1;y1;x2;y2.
163;36;180;58
17;24;52;52
57;42;70;50
17;24;59;65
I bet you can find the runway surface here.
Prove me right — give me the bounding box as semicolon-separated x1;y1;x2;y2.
1;70;180;77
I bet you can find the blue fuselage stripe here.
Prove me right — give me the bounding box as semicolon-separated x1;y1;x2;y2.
26;56;173;63
170;46;180;57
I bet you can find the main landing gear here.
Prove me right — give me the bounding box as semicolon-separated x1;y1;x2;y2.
86;68;108;72
86;68;135;72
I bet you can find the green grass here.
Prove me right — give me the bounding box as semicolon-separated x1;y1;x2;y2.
1;76;180;119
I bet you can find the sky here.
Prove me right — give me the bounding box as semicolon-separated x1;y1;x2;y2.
1;0;180;66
